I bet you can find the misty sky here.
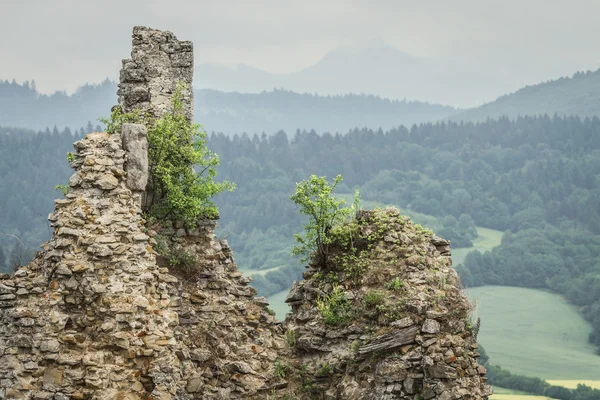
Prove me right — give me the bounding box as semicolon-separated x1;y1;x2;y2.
3;0;600;99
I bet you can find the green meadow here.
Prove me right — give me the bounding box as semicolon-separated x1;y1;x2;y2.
469;286;600;379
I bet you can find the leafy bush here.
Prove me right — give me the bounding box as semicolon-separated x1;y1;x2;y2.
290;174;351;264
101;83;234;226
316;285;353;325
387;277;405;291
167;246;197;269
99;107;147;135
145;84;235;225
363;290;385;308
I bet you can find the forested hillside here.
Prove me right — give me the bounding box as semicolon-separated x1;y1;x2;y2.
1;115;600;353
0;126;91;270
456;69;600;121
196;89;456;135
0;80;116;131
207;116;600;350
0;80;456;134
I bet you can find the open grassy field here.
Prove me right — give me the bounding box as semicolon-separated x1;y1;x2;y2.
468;286;600;379
492;388;541;396
490;395;553;400
546;380;600;389
452;226;503;265
490;386;555;400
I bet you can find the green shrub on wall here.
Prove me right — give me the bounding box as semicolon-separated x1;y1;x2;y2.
102;83;234;226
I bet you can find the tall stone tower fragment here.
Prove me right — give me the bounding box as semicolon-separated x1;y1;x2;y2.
118;26;194;121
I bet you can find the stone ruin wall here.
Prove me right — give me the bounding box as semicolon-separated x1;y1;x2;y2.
0;26;490;400
0;129;185;400
282;209;492;399
118;26;194;122
0;128;283;399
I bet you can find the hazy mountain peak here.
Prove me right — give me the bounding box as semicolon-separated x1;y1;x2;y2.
194;40;512;107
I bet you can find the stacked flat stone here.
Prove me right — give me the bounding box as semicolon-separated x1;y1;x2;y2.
0;132;183;399
157;219;285;399
0;130;285;399
282;209;493;399
118;26;194;122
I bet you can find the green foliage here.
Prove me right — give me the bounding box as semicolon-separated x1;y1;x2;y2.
386;277;405;291
167;246;196;269
66;152;75;164
99;83;235;226
316;285;353;325
328;220;359;251
331;250;371;281
54;184;69;196
372;302;406;323
363;290;385;308
284;329;297;347
290;174;351;264
317;362;333;377
352;188;361;215
414;223;433;237
145;83;235;225
99;107;146;134
274;358;290;378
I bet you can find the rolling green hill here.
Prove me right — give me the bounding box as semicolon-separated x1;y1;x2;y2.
454;69;600;122
468;286;600;380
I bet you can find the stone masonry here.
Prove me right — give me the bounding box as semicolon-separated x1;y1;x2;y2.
118;26;194;122
0;132;183;399
280;209;493;399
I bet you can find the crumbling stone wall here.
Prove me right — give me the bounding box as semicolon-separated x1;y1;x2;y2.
281;209;493;399
0;129;284;400
0;132;183;399
118;26;194;121
155;219;285;399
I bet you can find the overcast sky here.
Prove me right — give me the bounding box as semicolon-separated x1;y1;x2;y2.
3;0;600;95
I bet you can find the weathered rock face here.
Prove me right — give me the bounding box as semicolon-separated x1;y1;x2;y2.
118;26;194;122
280;209;493;399
121;123;149;193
